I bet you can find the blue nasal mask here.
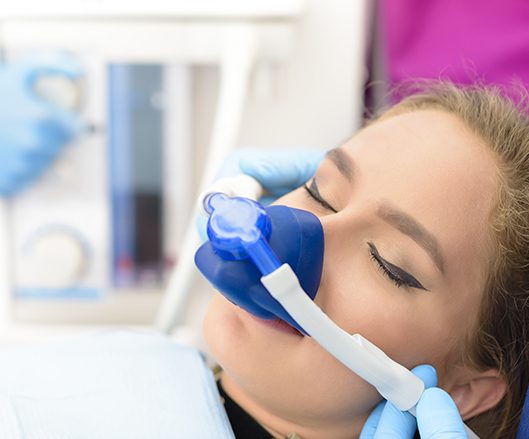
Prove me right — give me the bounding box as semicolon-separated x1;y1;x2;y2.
195;192;324;333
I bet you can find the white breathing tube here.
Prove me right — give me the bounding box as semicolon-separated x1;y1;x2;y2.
262;264;425;410
262;266;479;439
202;175;479;439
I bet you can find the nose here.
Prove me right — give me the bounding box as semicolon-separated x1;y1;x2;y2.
317;202;369;252
195;203;325;333
313;207;368;305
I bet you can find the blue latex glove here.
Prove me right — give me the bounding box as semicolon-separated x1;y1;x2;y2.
360;365;468;439
0;52;83;196
236;147;325;205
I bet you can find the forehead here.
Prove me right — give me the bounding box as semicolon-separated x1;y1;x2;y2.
341;109;498;283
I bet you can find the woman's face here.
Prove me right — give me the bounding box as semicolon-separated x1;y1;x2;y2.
203;110;499;438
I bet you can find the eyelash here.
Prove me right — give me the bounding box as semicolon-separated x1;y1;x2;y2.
303;181;338;213
369;249;406;288
368;242;427;290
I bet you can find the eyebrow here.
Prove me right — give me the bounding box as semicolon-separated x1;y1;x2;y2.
325;147;445;274
377;203;445;274
326;148;354;181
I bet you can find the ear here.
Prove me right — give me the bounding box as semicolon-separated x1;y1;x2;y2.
446;369;507;420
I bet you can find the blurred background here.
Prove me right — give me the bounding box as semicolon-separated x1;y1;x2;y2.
0;0;368;346
0;0;527;348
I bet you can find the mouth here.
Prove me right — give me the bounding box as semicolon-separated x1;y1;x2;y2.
248;313;304;337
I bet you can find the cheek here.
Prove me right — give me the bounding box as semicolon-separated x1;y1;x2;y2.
317;243;458;372
276;190;463;373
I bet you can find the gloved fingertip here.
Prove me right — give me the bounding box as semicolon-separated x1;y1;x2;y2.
302;149;326;167
420;387;460;412
239;158;270;176
20;51;84;81
411;364;438;388
359;401;386;439
373;401;417;438
417;388;467;436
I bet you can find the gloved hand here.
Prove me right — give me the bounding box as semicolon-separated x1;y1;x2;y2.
234;147;325;205
196;147;325;240
0;52;83;196
360;365;468;439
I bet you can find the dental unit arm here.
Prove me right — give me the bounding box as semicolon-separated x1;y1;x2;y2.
195;175;479;439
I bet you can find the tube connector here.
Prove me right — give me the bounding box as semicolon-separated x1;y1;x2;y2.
202;193;281;274
198;174;263;217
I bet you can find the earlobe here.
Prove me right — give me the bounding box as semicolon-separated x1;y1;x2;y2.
447;369;507;420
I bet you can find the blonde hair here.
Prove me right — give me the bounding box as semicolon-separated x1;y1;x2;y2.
374;83;529;438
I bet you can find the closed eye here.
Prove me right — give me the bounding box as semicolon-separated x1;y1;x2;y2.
303;179;338;213
368;242;428;291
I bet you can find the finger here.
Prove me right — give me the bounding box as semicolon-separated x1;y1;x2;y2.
411;364;438;389
372;400;417;439
215;149;259;180
416;388;467;438
368;365;437;438
358;401;386;439
239;148;324;190
359;401;385;439
38;106;84;143
19;51;84;86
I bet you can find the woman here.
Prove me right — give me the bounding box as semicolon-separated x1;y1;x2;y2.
202;84;529;438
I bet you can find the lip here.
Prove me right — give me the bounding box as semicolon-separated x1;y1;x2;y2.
248;313;304;337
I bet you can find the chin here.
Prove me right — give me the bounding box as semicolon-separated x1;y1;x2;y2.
202;293;296;381
203;293;383;431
